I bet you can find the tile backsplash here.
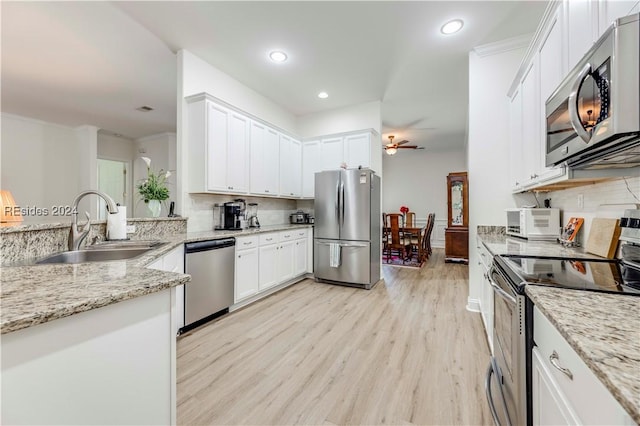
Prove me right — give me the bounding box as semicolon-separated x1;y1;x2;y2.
542;176;639;245
186;194;315;232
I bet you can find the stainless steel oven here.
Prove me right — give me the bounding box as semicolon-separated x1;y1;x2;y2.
485;262;527;426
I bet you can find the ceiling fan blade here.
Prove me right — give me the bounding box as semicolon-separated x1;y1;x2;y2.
397;145;419;149
396;140;410;146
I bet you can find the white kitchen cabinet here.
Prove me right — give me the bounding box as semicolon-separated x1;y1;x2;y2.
294;238;307;276
320;136;344;171
250;121;280;196
302;140;321;198
186;95;249;194
1;288;177;425
278;240;296;282
235;235;259;302
343;133;371;169
279;135;302;198
520;59;541;187
509;88;524;191
565;0;598;72
533;306;634;425
259;242;279;291
597;0;638;38
476;239;494;353
148;244;185;336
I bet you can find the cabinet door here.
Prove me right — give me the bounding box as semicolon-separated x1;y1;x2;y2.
598;0;638;38
320;137;344;171
302;140;321;198
250;123;279;196
259;244;279;290
278;240;296;282
343;133;370;170
565;0;597;72
206;102;229;192
521;59;540;185
279;135;293;197
294;238;307;276
509;88;524;191
264;128;280;195
290;139;302;197
227;112;249;193
532;347;580;426
235;248;259;302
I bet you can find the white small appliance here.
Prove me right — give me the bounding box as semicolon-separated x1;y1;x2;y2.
506;208;560;240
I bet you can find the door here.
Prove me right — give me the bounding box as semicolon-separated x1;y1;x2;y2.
302;140;320;198
320;137;343;171
278;240;295;282
340;169;371;242
314;170;341;240
314;239;371;285
235;248;259;302
227;112;249;192
206;102;229;192
97;159;128;220
294;239;307;276
343;133;370;170
259;244;279;290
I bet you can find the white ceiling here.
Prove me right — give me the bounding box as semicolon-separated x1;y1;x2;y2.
2;1;548;147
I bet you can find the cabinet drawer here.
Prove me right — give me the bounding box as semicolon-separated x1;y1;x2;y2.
477;240;492;271
533;307;631;424
259;233;278;246
236;235;259;250
280;228;308;242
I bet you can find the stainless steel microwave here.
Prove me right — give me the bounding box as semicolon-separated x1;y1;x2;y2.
545;13;639;170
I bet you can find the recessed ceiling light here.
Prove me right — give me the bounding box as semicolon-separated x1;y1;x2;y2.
318;92;329;99
269;51;288;62
441;19;464;35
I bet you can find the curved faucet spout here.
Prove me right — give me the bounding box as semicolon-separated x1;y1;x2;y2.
68;190;119;251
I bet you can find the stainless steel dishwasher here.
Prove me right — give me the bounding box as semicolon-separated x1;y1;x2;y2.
183;238;235;333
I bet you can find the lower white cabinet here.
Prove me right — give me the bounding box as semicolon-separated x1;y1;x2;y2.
234;236;260;301
148;244;185;336
236;230;309;303
1;288;177;425
533;306;634;425
476;239;494;353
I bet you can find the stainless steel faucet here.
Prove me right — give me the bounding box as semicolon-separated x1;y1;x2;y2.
69;190;119;251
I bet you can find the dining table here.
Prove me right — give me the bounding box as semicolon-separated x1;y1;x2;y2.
383;225;427;262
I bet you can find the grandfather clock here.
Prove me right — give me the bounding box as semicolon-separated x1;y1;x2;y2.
445;172;469;263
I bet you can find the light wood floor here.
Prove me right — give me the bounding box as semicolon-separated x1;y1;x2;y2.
177;249;492;425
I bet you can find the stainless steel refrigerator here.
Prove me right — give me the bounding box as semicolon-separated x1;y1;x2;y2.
314;168;381;289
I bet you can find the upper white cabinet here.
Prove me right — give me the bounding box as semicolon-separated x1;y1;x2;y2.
320;136;344;171
279;135;302;198
302;130;381;198
187;96;249;194
506;0;635;192
301;140;320;198
249;121;280;196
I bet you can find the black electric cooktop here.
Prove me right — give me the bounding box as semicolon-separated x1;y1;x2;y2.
494;255;640;295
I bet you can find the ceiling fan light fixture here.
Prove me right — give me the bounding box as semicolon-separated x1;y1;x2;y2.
269;50;288;63
318;91;329;99
441;19;464;35
386;147;397;155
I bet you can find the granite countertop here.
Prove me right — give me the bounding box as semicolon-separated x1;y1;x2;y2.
526;286;640;423
1;224;313;335
479;232;606;260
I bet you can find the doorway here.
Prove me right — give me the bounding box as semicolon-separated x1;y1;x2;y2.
97;158;130;220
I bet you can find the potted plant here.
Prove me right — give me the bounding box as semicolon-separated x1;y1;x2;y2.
137;157;170;217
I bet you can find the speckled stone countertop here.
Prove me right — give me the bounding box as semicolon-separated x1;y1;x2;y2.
526;286;640;423
478;232;606;260
1;224;313;335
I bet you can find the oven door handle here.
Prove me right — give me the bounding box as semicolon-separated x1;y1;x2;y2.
485;358;513;426
488;266;517;305
568;62;593;143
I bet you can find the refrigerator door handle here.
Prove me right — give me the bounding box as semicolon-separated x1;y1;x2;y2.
339;181;345;227
335;179;341;225
339;242;369;248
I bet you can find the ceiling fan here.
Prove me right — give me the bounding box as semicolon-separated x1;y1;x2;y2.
384;135;424;155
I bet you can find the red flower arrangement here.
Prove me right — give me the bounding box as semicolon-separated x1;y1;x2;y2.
400;206;409;214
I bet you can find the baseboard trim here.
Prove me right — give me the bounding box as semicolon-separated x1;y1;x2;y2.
466;297;481;312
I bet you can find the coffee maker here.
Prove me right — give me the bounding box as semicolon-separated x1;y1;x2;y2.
223;199;245;230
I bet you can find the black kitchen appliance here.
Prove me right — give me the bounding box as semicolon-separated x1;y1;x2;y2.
223;199;245;230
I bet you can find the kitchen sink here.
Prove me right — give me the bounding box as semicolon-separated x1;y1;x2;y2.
36;247;154;265
84;240;167;250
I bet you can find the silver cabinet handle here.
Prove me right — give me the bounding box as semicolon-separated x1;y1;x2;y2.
549;350;573;380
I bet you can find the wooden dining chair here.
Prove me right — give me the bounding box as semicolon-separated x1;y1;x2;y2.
422;213;435;258
384;213;411;262
405;212;416;228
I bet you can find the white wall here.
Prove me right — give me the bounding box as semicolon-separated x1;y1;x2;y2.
298;101;382;138
133;133;176;217
467;43;529;309
1;113;95;223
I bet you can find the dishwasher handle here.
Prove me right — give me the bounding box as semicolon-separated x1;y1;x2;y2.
185;238;235;253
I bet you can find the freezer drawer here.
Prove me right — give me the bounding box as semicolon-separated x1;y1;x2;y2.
314;239;372;287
